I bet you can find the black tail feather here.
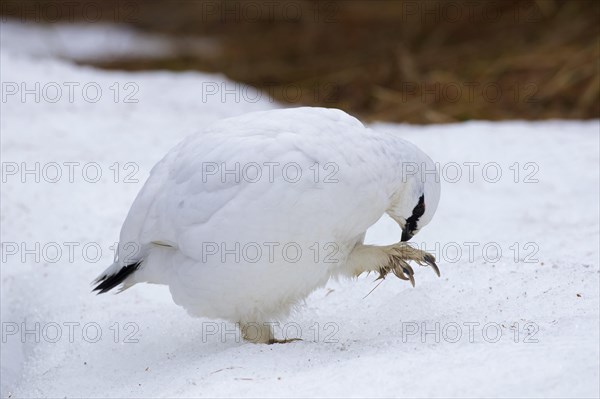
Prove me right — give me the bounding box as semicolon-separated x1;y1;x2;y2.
93;261;141;294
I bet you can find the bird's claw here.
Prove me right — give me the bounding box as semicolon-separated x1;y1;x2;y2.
393;262;415;287
412;253;440;277
379;245;440;287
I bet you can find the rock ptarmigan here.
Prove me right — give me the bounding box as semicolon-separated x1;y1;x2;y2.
93;107;441;343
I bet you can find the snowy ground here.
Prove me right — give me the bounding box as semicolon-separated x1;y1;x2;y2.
1;22;599;398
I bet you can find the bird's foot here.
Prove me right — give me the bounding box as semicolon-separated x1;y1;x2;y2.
241;322;274;344
377;243;440;287
240;322;303;344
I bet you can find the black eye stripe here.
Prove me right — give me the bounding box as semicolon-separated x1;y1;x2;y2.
405;195;425;232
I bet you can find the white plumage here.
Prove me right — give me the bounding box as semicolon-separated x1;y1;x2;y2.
94;107;441;343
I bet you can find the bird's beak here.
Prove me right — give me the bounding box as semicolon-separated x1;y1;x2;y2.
401;229;413;242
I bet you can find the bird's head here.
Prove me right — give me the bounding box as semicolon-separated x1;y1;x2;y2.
388;152;441;242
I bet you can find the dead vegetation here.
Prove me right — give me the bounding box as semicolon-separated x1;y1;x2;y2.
5;0;598;123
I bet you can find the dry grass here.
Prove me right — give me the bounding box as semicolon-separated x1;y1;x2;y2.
5;0;598;123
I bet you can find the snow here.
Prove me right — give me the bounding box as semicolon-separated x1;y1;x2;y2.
1;22;599;398
0;20;220;63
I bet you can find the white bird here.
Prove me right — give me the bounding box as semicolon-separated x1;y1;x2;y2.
94;107;441;343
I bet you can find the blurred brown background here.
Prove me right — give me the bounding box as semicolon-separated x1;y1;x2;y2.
3;0;599;123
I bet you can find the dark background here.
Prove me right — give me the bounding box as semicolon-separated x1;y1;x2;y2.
3;0;598;123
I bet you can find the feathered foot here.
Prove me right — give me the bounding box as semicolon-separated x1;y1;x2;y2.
240;322;274;344
376;243;440;287
240;322;302;344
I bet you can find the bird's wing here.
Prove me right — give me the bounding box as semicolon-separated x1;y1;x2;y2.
117;108;392;264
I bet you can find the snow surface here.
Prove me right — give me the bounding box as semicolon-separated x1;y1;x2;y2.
1;22;599;398
0;20;220;63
